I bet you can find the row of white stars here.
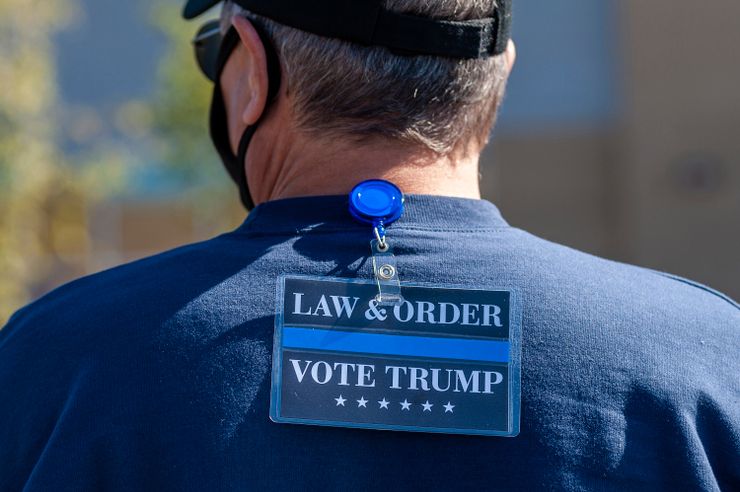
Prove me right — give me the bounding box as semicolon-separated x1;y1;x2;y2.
334;395;455;413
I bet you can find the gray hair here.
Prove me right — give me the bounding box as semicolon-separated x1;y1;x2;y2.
221;1;509;155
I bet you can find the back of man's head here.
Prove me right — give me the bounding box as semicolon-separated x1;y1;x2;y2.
221;0;511;156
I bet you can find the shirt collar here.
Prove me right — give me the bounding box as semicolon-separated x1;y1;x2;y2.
235;194;509;235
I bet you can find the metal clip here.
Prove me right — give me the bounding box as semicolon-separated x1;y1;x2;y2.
371;238;403;306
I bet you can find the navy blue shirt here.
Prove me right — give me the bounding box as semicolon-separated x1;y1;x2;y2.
1;195;738;491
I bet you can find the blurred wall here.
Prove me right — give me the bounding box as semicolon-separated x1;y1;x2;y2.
481;0;739;299
619;0;740;296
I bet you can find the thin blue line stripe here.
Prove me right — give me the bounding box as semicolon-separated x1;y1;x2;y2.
282;327;509;363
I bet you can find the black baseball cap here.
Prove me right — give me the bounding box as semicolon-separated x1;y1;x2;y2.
182;0;512;58
183;0;220;20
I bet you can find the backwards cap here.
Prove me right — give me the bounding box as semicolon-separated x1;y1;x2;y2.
183;0;512;58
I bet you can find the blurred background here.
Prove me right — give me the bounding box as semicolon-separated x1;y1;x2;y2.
1;0;738;323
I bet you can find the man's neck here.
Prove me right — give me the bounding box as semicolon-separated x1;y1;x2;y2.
244;110;483;205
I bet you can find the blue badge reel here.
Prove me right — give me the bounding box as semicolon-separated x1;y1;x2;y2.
348;179;404;238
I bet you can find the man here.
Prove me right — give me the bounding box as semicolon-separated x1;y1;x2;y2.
0;1;737;491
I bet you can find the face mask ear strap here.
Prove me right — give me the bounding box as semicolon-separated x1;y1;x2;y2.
234;125;258;209
209;26;242;181
209;23;282;210
257;21;282;103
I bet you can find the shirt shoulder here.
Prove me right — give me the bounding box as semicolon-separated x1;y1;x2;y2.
510;227;738;314
0;230;257;354
506;228;739;382
0;230;274;490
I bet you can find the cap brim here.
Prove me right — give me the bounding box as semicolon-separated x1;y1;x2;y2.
183;0;222;20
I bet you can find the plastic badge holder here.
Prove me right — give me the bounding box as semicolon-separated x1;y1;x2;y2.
371;238;402;305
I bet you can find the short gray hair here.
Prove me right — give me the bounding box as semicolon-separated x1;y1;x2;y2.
221;1;509;155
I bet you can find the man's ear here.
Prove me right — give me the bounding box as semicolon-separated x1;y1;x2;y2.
504;39;516;75
231;15;269;126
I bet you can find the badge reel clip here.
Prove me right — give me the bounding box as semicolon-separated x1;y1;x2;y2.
349;180;405;306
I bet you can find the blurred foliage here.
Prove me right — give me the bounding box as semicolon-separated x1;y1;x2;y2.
149;2;218;183
0;0;88;323
147;2;243;229
0;0;131;324
0;1;241;324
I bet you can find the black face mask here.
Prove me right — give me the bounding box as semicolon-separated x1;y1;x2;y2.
208;25;282;210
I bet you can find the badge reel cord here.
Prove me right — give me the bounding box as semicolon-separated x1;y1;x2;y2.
349;180;405;306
